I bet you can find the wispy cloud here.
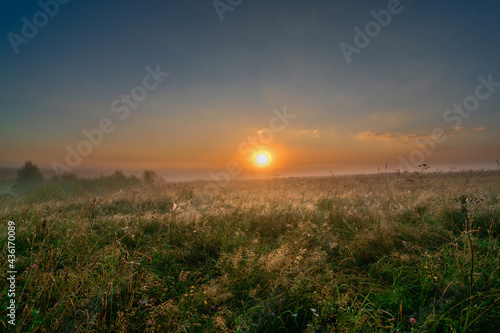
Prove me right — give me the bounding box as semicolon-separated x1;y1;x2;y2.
399;133;433;141
355;131;435;143
447;126;465;137
288;128;334;136
355;131;396;141
298;128;320;135
355;126;480;144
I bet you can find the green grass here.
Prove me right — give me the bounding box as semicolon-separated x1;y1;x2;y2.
1;170;499;332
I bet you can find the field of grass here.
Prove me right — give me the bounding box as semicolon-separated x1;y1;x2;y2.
1;171;500;332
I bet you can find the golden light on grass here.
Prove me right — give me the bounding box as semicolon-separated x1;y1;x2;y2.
4;170;500;331
253;150;272;168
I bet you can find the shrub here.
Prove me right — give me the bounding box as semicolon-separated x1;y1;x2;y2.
15;160;44;189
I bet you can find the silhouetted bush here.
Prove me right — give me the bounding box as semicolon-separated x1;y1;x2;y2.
142;170;157;184
15;161;44;189
96;170;141;190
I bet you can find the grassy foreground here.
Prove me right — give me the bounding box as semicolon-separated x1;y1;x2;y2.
1;171;500;332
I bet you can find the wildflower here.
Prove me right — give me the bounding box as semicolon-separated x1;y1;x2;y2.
292;313;298;318
388;318;395;322
410;318;417;324
30;264;37;269
310;308;316;313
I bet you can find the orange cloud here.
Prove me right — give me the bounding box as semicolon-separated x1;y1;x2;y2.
447;126;465;137
291;128;333;136
355;131;432;143
356;126;477;144
355;131;395;141
399;133;434;142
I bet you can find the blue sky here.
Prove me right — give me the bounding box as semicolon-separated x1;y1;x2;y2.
1;0;499;177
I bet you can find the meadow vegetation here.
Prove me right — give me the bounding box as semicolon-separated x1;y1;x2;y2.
1;170;499;332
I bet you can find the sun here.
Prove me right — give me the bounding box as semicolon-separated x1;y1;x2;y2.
253;151;272;168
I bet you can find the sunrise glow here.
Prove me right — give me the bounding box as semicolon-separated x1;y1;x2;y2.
1;1;498;179
253;151;272;168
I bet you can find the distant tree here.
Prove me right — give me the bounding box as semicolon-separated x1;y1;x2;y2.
142;170;158;184
61;171;79;182
51;171;78;182
110;170;127;182
96;170;136;189
16;161;44;188
418;164;430;175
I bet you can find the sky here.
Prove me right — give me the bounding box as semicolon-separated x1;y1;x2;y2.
1;0;499;179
